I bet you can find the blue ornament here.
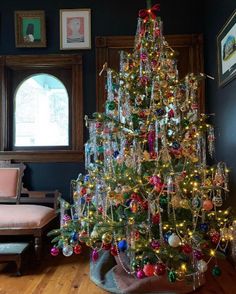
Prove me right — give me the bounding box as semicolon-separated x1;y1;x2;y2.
84;174;90;182
80;197;86;205
118;240;128;251
164;231;172;243
200;223;208;232
113;150;119;158
172;141;180;150
71;231;78;241
156;108;165;116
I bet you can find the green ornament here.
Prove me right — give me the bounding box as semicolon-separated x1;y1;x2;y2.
131;260;141;270
106;101;116;111
168;270;177;283
160;195;168;205
143;256;151;265
97;146;104;153
212;265;221;277
183;119;190;127
123;192;130;200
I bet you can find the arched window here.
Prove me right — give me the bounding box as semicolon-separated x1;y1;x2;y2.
14;74;69;147
0;54;83;162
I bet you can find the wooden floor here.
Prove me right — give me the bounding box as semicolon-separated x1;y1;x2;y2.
0;246;107;294
1;243;236;294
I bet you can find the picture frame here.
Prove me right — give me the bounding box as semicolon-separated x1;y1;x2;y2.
60;9;91;50
14;10;46;48
217;9;236;87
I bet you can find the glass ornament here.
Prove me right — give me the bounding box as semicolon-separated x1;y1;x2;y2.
197;260;208;273
62;244;73;257
168;233;181;247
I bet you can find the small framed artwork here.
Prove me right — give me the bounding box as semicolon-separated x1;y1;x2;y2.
14;10;46;48
217;9;236;87
60;9;91;50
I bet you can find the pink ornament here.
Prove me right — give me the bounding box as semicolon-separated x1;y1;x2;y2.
151;240;160;250
63;214;71;223
193;249;203;260
50;247;59;256
154;263;166;276
143;264;155;277
92;250;99;262
149;175;161;185
95;122;102;128
74;244;82;255
202;199;213;211
136;269;146;279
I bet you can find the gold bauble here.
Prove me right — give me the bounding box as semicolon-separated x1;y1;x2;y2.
180;199;189;209
171;195;181;208
102;232;113;244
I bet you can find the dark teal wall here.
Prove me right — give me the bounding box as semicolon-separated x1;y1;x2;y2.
203;0;236;207
1;0;203;200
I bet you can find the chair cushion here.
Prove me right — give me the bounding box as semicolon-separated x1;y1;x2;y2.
0;168;19;198
0;205;56;229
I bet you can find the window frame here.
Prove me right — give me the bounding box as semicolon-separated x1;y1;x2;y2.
0;54;84;162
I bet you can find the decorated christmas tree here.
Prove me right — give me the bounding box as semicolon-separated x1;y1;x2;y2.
49;2;235;293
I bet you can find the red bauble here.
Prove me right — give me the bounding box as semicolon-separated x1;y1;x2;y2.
152;213;160;224
202;199;213;211
181;244;192;254
110;245;118;256
143;264;155;277
154;263;166;276
80;187;87;196
74;244;82;254
211;232;220;244
102;243;111;250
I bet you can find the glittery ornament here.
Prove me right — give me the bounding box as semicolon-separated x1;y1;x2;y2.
136;269;146;279
50;247;59;256
154;263;166;276
71;231;78;241
171;195;181;208
168;233;181;247
143;264;155;277
197;260;208;273
212;265;221;277
180;199;189;209
62;244;73;257
101;233;112;246
74;244;82;254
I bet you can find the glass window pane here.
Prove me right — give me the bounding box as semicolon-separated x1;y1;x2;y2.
14;73;69;147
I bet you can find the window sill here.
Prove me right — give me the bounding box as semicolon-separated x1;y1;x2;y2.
0;150;84;162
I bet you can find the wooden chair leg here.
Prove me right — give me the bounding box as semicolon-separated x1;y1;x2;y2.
34;236;42;261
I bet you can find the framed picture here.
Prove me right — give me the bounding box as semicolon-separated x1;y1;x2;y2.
217;9;236;87
15;11;46;48
60;9;91;50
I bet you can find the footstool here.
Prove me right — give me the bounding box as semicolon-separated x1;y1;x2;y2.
0;242;30;275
